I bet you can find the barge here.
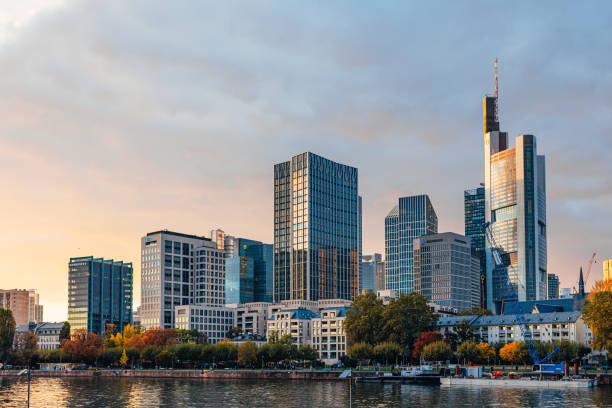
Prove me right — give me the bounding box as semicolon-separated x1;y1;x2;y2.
440;377;597;388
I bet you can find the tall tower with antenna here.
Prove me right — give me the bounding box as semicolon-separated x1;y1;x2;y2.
483;59;500;134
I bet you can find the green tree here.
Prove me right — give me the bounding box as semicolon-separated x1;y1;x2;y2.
141;345;161;367
446;321;480;349
422;341;453;362
59;322;71;344
155;349;176;368
347;342;374;365
344;293;385;346
214;342;238;363
100;348;122;366
237;340;258;367
125;348;141;366
457;307;493;316
381;293;439;353
0;308;16;365
456;341;480;364
412;332;444;359
13;331;39;365
583;292;612;353
550;340;591;364
339;354;358;368
200;344;216;365
374;342;403;365
297;345;319;363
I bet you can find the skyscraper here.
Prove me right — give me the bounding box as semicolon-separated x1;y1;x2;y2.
68;256;133;334
483;65;548;311
360;254;382;293
140;230;225;330
385;195;438;294
413;232;480;311
604;259;612;283
274;152;361;302
547;273;560;299
464;186;486;305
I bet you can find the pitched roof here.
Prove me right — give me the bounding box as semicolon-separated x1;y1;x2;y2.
438;311;581;327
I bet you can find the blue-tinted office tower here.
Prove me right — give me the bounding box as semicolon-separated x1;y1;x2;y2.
274;152;361;301
68;256;133;334
225;238;273;304
464;186;486;306
385;195;438;294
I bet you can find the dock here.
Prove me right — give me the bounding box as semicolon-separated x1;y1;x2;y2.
440;377;597;388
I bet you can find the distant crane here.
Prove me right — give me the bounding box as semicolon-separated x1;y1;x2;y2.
483;222;559;364
584;252;597;289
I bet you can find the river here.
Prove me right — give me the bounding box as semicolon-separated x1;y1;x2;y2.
1;377;612;407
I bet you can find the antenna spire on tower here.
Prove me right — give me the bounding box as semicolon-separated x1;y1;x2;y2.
494;58;499;98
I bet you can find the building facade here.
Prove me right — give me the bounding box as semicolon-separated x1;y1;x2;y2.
464;186;486;303
140;230;225;330
68;256;133;334
385;195;438;294
174;304;235;344
0;289;33;326
311;307;349;364
267;308;317;346
274;152;361;302
34;322;64;350
224;236;273;304
483;88;547;311
360;254;382;293
604;259;612;283
413;232;480;311
547;274;560;299
28;290;43;324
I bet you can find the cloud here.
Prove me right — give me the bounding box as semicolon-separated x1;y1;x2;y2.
0;1;611;319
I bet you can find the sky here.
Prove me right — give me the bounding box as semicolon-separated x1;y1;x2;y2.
1;1;611;322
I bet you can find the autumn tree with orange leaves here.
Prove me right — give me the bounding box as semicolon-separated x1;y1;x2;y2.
62;329;103;364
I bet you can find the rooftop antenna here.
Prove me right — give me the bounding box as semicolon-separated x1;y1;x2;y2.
494;58;499;98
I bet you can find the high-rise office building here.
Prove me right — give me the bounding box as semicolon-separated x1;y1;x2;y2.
360;254;382;293
464;186;486;303
140;230;225;330
0;289;30;326
226;256;254;304
604;259;612;283
28;290;43;324
376;261;386;293
385;195;438;294
547;273;560;299
68;256;133;334
483;68;548;311
413;232;480;311
274;152;361;302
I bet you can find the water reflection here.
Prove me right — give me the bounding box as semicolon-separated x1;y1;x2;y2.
0;377;611;407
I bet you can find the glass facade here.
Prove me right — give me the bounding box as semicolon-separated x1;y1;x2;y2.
225;256;254;304
360;254;382;293
385;195;438;294
413;233;480;311
464;187;486;305
274;152;361;302
68;256;133;334
547;273;559;299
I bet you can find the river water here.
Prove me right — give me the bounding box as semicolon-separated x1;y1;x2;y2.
1;377;612;407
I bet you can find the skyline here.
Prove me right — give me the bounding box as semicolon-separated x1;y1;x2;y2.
1;1;611;321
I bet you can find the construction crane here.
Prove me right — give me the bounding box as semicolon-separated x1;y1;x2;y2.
584;252;597;289
483;222;559;365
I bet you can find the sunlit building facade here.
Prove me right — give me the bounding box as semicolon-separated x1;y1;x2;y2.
604;259;612;283
384;195;438;294
68;256;133;334
274;152;361;302
483;93;547;311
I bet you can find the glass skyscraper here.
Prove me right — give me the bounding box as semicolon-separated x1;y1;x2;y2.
360;254;382;293
225;238;273;304
483;91;547;311
547;273;559;299
384;195;438;294
464;186;486;306
68;256;133;334
274;152;361;302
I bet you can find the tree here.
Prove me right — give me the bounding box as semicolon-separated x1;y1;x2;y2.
446;321;480;349
344;293;385;346
499;342;529;365
237;340;258;367
123;324;136;341
119;349;128;366
339;354;358;368
226;327;243;340
374;342;403;365
457;307;493;316
125;334;146;352
0;308;16;365
59;322;71;344
347;342;374;365
142;328;177;347
477;342;496;364
583;291;612;353
550;340;591;364
297;345;320;363
215;342;238;363
456;341;480;364
200;344;216;364
125;348;141;366
155;349;176;368
175;329;207;344
13;331;39;365
175;343;200;367
62;329;102;364
381;293;439;353
422;341;452;362
141;346;161;367
100;348;122;366
413;332;444;359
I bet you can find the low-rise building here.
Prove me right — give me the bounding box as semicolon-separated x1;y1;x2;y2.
438;311;591;345
266;309;317;346
34;322;64;350
174;305;235;344
311;307;349;364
